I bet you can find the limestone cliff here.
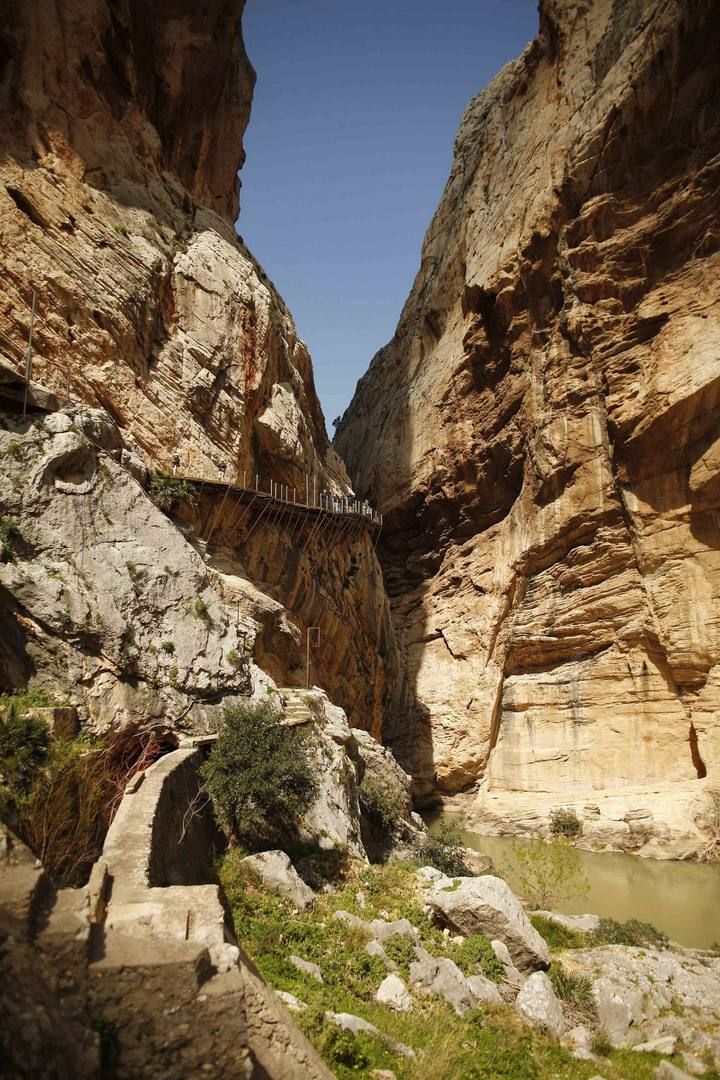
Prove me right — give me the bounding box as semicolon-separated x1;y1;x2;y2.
0;1;398;732
337;0;720;840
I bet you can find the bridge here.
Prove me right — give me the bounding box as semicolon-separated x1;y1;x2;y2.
175;473;382;550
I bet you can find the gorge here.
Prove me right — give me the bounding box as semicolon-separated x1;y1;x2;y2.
1;0;720;1076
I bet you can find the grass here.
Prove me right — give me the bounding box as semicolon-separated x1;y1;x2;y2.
529;915;584;952
219;853;683;1079
588;918;669;950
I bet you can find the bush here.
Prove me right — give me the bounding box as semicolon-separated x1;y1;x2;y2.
0;693;50;799
147;471;197;512
0;517;22;561
548;962;595;1019
590;1031;613;1057
358;773;405;835
415;823;473;877
449;933;505;983
549;807;582;839
588;917;668;949
1;696;168;885
504;839;589;908
201;700;318;845
528;914;584;951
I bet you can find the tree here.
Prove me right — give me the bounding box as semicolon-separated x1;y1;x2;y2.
504;839;589;908
201;700;318;845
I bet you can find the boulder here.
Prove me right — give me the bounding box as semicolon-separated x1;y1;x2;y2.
375;974;413;1012
531;910;600;933
633;1036;678;1055
408;948;476;1015
276;990;307;1013
289;955;324;983
326;1013;414;1058
425;875;549;971
515;971;566;1037
491;939;523;986
654;1064;695;1080
365;939;395;969
241;851;315;910
466;973;503;1005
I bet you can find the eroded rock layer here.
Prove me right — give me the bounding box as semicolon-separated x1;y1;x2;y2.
0;1;397;731
337;0;720;820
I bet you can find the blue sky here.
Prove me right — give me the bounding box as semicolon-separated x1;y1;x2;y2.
238;0;538;428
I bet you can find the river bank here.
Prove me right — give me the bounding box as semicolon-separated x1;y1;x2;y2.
427;811;720;949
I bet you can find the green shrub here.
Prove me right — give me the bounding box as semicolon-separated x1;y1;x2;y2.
415;823;473;877
0;696;50;798
383;932;418;978
201;700;318;845
160;641;175;654
549;807;582;839
147;471;197;512
504;840;589;908
548;963;595;1019
193;596;212;624
358;773;405;835
590;1030;613;1057
449;933;505;982
5;440;22;459
0;517;22;560
589;917;668;949
529;914;584;951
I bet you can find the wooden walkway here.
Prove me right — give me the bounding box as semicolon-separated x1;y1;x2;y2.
180;474;382;549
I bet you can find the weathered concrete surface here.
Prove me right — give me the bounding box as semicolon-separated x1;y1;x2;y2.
336;0;720;841
95;746;334;1078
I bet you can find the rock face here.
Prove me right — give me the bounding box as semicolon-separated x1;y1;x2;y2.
0;0;399;735
336;0;720;826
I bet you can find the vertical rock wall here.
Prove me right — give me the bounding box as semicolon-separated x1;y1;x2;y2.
337;0;720;811
0;0;397;734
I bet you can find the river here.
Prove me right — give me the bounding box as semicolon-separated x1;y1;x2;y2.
425;811;720;949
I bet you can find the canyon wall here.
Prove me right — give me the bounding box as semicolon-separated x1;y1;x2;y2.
0;0;397;733
337;0;720;827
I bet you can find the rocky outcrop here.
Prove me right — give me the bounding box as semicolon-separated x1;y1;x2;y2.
424;874;550;971
337;0;720;827
0;0;399;736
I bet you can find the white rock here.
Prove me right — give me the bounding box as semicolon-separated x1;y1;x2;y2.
276;990;307;1012
289;955;324;983
326;1013;414;1058
409;948;476;1015
426;875;550;971
241;851;315;910
531;910;600;933
654;1063;695;1080
466;973;503;1005
634;1036;678;1055
375;974;413;1012
515;971;566;1037
416;866;451;885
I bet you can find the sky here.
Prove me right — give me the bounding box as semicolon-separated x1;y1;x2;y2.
238;0;539;429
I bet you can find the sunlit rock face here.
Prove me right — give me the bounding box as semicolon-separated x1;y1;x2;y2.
337;0;720;814
0;1;399;735
0;0;341;489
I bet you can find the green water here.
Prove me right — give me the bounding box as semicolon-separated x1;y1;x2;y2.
426;812;720;949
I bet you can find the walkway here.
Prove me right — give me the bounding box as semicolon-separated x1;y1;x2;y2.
181;473;382;549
